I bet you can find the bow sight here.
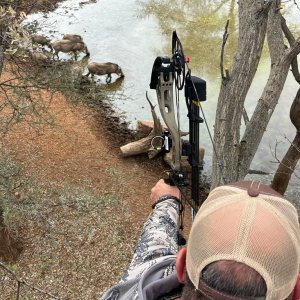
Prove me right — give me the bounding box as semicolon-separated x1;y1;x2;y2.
149;31;207;212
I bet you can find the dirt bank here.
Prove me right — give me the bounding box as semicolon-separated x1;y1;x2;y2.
0;1;196;298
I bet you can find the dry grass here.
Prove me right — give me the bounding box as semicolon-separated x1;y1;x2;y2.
0;163;143;299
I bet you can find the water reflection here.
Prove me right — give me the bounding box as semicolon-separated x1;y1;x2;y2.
138;0;239;77
24;0;300;192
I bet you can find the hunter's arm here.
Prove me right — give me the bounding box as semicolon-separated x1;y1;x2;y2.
120;198;179;282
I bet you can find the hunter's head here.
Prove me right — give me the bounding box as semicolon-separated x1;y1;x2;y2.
176;181;300;300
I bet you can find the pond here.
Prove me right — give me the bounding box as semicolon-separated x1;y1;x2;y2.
25;0;300;197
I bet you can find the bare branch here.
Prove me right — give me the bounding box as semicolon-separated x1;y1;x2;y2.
281;15;300;83
286;36;300;60
271;88;300;193
285;134;300;153
270;137;300;179
281;15;295;44
242;107;249;125
293;0;300;11
220;20;229;80
0;261;62;299
248;169;270;175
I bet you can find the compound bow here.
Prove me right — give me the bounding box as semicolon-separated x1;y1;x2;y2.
149;31;207;244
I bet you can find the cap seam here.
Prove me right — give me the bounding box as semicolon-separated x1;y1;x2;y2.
233;198;256;258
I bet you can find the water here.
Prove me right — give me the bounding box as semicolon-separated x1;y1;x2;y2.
25;0;300;195
26;0;166;123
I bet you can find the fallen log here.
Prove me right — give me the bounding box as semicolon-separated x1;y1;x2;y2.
120;92;205;166
120;93;163;159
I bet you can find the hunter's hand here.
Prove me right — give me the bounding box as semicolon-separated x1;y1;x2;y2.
150;179;180;204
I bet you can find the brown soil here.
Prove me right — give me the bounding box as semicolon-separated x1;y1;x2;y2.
0;79;172;297
0;61;197;299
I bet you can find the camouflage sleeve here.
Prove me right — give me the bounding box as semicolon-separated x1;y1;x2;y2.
120;199;179;282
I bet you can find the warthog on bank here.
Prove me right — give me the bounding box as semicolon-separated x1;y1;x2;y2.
51;40;90;60
86;62;124;82
28;50;49;63
31;34;52;50
63;34;83;43
69;63;84;83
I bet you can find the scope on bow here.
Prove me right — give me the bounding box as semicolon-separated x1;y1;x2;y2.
149;31;207;213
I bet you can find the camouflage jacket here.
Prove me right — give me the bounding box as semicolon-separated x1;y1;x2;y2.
99;198;183;300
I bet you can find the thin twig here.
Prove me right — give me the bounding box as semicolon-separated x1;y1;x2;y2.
242;107;249;125
220;20;229;80
16;281;20;300
0;261;62;299
270;139;300;180
293;0;300;11
284;134;300;152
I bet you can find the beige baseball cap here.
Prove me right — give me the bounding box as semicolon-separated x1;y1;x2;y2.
186;181;300;300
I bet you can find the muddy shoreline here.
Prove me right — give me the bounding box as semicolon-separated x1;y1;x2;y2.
20;0;95;13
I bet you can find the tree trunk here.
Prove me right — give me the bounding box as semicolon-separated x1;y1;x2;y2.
238;4;300;178
212;0;300;189
271;88;300;194
211;0;270;189
271;133;300;195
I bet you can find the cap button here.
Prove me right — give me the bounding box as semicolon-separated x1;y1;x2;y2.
248;182;260;197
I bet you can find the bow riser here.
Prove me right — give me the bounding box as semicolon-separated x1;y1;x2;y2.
157;71;182;172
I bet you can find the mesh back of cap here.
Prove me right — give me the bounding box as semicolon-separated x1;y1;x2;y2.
186;185;300;300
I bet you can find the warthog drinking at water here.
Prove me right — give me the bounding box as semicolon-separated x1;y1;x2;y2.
63;34;83;43
51;39;90;60
86;62;124;83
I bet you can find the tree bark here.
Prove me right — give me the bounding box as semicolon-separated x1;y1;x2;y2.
271;133;300;194
211;0;270;189
239;36;300;178
271;88;300;194
281;16;300;84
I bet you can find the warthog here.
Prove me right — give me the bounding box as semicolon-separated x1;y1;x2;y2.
86;62;124;83
69;63;84;82
28;50;49;63
51;40;90;60
31;34;52;50
63;34;83;43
